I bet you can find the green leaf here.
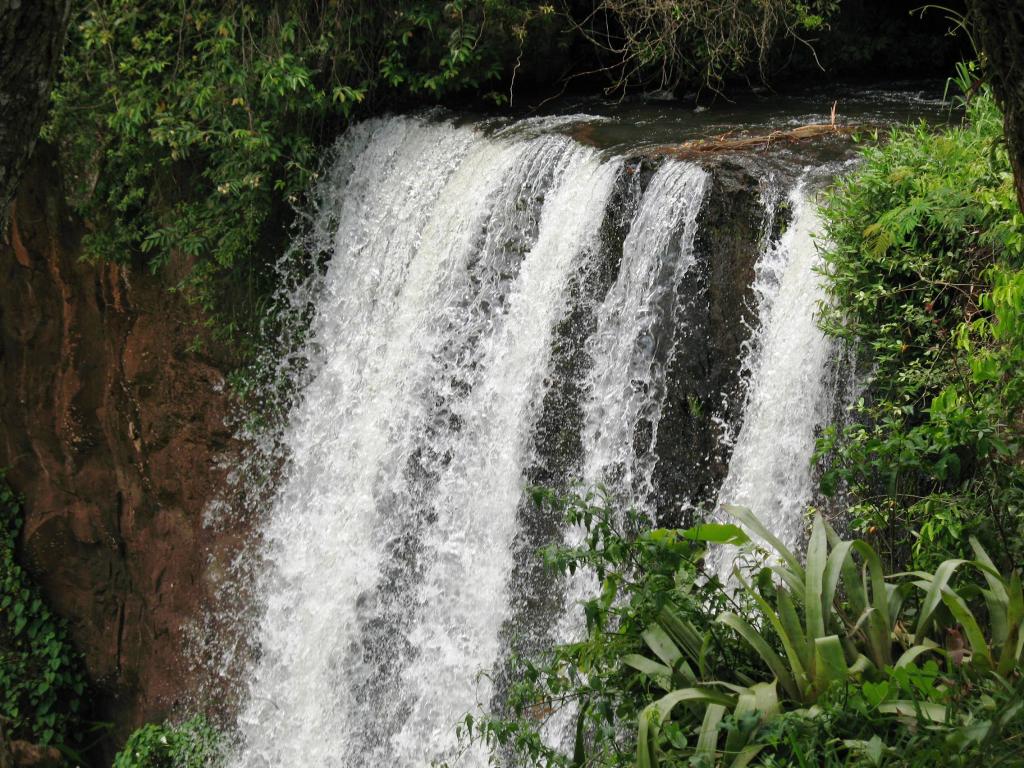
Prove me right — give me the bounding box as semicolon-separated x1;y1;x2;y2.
813;635;849;695
696;703;726;758
878;700;950;723
572;702;587;768
725;506;803;578
642;624;683;669
717;612;799;701
622;655;674;691
677;523;750;546
805;514;828;641
861;680;890;708
913;558;967;642
940;586;994;669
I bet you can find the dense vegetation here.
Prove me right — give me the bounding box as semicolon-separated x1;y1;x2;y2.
42;0;841;357
0;477;87;755
455;494;1024;767
452;83;1024;767
111;716;221;768
816;73;1024;573
43;0;563;355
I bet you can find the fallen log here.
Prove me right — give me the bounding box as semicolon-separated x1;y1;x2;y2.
650;123;863;159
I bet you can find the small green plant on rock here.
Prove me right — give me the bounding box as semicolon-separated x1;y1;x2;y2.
113;716;223;768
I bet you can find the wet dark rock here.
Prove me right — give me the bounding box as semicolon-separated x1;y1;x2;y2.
651;159;785;526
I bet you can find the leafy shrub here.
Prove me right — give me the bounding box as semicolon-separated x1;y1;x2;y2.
44;0;559;355
461;493;1024;768
113;716;223;768
0;476;87;747
816;82;1024;572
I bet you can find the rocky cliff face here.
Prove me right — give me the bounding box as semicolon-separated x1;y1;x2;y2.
0;152;241;751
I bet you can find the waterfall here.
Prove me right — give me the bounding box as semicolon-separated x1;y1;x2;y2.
230;118;619;768
714;183;835;563
228;117;838;767
581;162;708;505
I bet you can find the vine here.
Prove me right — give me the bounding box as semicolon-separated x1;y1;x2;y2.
0;475;88;749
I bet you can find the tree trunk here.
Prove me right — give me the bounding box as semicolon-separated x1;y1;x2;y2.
969;0;1024;212
0;0;70;223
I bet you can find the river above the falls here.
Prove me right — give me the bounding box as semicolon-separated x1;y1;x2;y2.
473;79;951;154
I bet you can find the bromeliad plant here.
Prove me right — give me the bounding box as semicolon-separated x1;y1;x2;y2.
629;505;1024;767
460;490;1024;768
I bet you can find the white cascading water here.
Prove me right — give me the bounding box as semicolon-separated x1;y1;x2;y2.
229;115;837;767
581;162;708;505
714;183;835;564
542;161;709;750
230;117;619;768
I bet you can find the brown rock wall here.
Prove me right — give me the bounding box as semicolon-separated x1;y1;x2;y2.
0;150;240;752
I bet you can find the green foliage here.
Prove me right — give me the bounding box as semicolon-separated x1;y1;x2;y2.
113;716;222;768
0;475;87;748
452;488;759;768
461;495;1024;768
628;506;1024;768
815;82;1024;572
44;0;558;355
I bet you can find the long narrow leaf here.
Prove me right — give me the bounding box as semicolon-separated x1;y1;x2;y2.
643;624;683;669
878;700;949;723
940;586;994;669
805;514;828;641
725;691;757;754
998;571;1024;674
658;605;704;663
637;706;659;768
572;702;587;768
851;540;893;666
696;704;726;758
813;635;849;696
777;588;812;680
622;655;674;691
970;540;1011;647
823;539;855;620
678;522;751;546
717;612;799;701
651;687;736;720
887;582;912;627
750;680;780;719
742;583;811;698
913;558;967;642
894;639;943;668
730;745;766;768
725;505;803;578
